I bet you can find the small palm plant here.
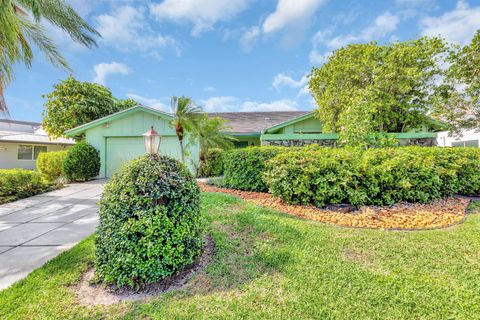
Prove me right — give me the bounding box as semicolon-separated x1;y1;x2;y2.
170;96;203;163
191;115;236;161
0;0;99;115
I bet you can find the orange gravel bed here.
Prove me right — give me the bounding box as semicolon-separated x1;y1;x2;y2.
200;184;470;230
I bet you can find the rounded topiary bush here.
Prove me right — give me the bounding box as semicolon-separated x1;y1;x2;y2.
95;154;202;287
37;150;68;182
62;141;100;181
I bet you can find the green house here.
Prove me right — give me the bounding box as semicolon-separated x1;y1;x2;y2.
65;106;199;178
66;106;439;178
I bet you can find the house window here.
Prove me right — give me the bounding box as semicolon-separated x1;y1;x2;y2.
234;141;249;148
17;145;48;160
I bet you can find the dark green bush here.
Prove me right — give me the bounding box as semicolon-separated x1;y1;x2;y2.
95;154;202;287
36;150;68;181
198;148;224;177
62;141;100;181
264;146;480;207
0;169;50;204
264;148;365;207
223;146;290;191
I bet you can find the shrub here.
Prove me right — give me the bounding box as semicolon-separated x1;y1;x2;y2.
264;146;480;207
198;148;224;177
63;141;100;181
223;146;290;191
36;150;68;181
95;154;203;287
264;148;365;207
0;169;50;204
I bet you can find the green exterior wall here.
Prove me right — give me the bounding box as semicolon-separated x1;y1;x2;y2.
83;110;199;178
276;117;323;134
233;135;260;148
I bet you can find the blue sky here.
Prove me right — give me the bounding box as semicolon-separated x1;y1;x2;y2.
6;0;480;122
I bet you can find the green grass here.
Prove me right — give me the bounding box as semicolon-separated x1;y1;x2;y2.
1;192;480;319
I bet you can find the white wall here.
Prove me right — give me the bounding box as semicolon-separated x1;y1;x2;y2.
436;129;480;147
0;142;70;170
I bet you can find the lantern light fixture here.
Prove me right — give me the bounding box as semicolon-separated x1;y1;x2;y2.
143;126;161;155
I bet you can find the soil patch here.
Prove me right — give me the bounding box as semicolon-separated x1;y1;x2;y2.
200;184;470;230
76;235;214;306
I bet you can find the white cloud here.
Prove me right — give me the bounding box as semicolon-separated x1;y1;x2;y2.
150;0;250;36
240;26;260;52
200;96;299;112
95;6;178;57
241;99;299;111
262;0;326;34
93;62;131;85
326;12;400;50
308;12;400;65
421;0;480;45
125;93;169;111
204;86;217;92
272;73;308;90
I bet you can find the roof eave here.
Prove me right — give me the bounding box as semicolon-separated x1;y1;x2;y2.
65;106;173;137
263;112;315;134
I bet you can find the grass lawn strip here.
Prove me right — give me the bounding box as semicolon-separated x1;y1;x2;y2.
1;192;480;319
200;183;469;230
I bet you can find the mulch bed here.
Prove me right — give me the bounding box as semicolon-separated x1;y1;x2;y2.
200;184;470;230
76;235;214;306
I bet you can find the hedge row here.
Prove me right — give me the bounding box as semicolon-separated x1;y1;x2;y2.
0;169;51;204
264;147;480;207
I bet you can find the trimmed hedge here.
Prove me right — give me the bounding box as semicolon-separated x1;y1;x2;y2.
198;148;224;177
95;155;203;287
223;146;291;191
0;169;50;204
36;150;68;181
264;147;480;207
63;141;100;181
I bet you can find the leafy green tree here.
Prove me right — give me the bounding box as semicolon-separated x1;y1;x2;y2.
115;98;140;111
42;76;121;138
433;30;480;133
0;0;99;115
308;37;448;147
170;96;203;163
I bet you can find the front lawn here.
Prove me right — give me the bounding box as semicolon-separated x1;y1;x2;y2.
1;192;480;319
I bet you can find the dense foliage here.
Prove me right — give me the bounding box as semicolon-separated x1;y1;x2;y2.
42;77;134;138
223;146;295;191
36;150;68;181
0;169;50;204
198;148;224;177
308;38;448;147
434;30;480;132
62;141;100;181
264;147;480;207
0;0;99;115
95;155;202;287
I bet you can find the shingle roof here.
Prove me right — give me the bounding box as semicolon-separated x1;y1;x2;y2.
0;133;75;145
208;111;312;134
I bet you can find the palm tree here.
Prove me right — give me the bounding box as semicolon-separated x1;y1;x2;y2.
170;96;203;163
0;0;99;115
191;115;236;161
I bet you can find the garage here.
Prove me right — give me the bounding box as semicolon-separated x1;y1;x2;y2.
65;106;199;178
105;136;182;177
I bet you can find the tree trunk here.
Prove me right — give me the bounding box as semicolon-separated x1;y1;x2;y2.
178;137;185;163
0;82;10;117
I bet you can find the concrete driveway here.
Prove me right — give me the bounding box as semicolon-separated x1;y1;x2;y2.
0;180;104;290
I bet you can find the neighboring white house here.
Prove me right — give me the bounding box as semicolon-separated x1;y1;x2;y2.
436;129;480;148
0;119;75;170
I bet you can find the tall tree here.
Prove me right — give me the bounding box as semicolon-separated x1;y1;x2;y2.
170;96;203;163
433;30;480;133
0;0;99;115
308;37;448;147
42;76;134;138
